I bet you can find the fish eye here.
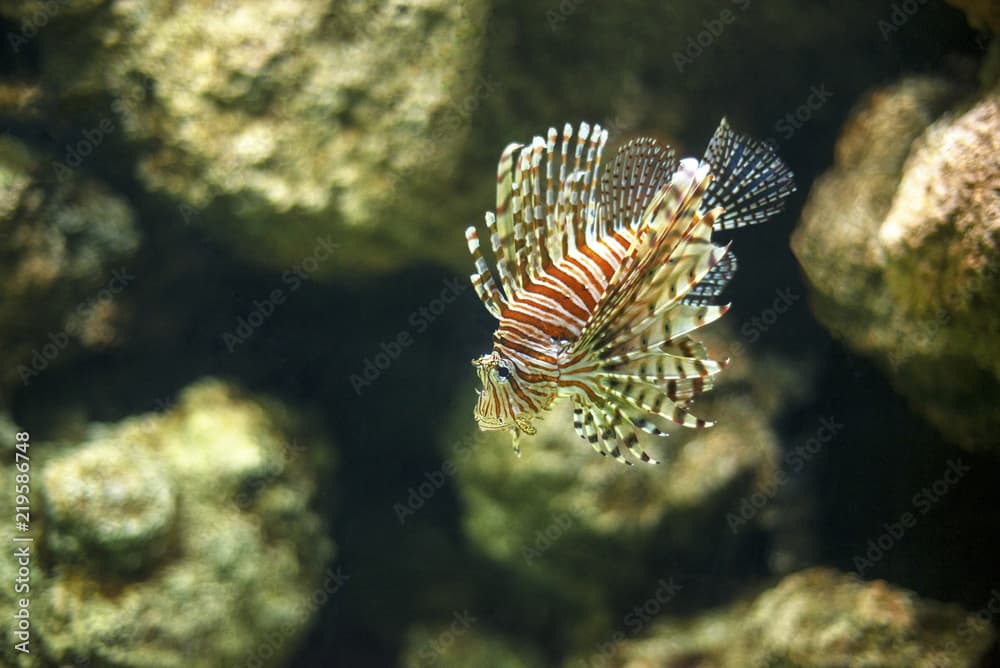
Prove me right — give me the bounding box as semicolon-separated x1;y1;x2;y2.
496;365;511;381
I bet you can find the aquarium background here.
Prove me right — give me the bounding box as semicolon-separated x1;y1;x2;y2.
1;0;999;666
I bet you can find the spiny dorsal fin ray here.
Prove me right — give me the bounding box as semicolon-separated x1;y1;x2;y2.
491;143;522;299
544;127;561;262
496;123;611;289
600;136;677;234
526;137;550;274
703;118;796;230
465;226;505;319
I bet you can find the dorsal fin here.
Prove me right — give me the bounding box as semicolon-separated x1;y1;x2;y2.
599;136;677;233
703;118;796;230
487;142;522;299
479;122;609;300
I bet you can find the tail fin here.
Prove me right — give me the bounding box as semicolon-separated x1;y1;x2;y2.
703;118;796;231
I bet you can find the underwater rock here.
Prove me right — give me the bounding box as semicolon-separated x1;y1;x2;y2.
0;134;139;397
42;440;176;573
27;0;491;277
400;620;545;668
446;326;800;646
577;568;995;667
0;378;336;668
791;75;1000;453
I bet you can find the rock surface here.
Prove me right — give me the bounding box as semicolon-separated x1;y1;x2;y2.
43;440;177;573
0;135;139;397
576;568;995;668
25;0;493;276
0;379;336;668
791;75;1000;453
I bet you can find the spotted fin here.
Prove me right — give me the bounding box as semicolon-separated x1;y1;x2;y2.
682;251;738;306
703;118;796;230
599;136;677;235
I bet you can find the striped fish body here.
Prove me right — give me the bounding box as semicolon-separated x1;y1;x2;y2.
466;120;795;465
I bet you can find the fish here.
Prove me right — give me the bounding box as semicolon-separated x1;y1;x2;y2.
464;119;795;465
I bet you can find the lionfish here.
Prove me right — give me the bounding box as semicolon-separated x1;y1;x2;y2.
464;119;794;465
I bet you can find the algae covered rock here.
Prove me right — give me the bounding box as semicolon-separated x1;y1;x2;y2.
739;569;995;667
577;568;995;668
42;440;176;573
31;0;492;277
0;134;139;396
791;75;1000;453
0;378;336;668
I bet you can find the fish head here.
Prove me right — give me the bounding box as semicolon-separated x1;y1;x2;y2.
471;351;537;435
